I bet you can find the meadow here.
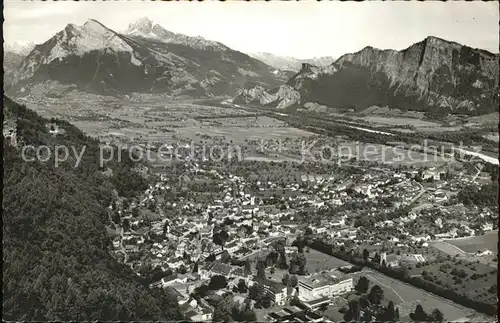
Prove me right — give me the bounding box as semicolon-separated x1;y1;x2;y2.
430;241;467;256
304;248;352;273
360;116;441;128
175;126;314;144
445;231;498;253
362;269;483;321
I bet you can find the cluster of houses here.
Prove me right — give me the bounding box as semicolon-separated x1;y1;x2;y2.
104;153;497;321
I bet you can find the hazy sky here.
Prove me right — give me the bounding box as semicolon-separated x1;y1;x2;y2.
4;1;499;58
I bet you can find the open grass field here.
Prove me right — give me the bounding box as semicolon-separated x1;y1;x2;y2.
362;269;486;321
466;112;500;126
175;126;314;144
430;241;467;256
198;116;286;127
360;116;441;128
445;231;498;253
304;249;352;273
72;121;117;137
415;126;463;133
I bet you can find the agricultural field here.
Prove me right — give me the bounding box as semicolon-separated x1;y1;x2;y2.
445;230;498;254
72;120;120;137
175;126;314;144
359;116;441;128
198;116;286;127
417;260;497;306
465;112;500;127
414;126;463;133
356;106;426;119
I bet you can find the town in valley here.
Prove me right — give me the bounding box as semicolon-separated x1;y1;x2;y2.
3;1;498;322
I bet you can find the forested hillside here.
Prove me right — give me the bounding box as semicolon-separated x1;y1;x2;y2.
2;97;181;320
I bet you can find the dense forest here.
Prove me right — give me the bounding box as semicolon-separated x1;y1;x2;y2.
2;97;180;320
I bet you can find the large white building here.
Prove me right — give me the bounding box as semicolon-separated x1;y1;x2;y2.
298;272;353;303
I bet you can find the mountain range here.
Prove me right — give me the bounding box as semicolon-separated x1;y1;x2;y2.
4;18;499;115
4;41;36;55
236;37;500;115
7;18;288;97
247;52;336;72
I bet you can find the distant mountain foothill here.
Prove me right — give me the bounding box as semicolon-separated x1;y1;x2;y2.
4;18;499;115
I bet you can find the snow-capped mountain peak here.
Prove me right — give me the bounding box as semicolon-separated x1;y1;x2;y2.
125;16;156;36
4;41;36;55
124;17;227;51
10;18;282;98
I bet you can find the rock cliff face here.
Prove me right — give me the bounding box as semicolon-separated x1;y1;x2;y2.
9;18;282;97
237;37;499;115
235;85;300;109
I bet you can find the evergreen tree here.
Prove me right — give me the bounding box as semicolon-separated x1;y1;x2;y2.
431;308;444;322
368;285;384;305
384;301;396;321
282;274;290;286
344;300;361;322
410;304;429;322
244;260;252;277
355;276;370;294
362;249;369;262
256;260;266;279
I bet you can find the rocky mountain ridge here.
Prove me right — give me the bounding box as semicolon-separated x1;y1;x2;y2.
237;36;500;115
248;52;336;72
124;17;227;51
8;18;283;98
4;41;36;55
4;42;36;89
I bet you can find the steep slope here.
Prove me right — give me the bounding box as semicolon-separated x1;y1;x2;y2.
4;41;34;89
10;18;282;98
2;97;182;321
4;51;26;89
248;52;336;72
237;37;500;115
